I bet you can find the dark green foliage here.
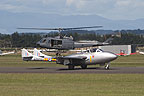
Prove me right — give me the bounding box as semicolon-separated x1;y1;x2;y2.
0;33;12;47
112;33;144;45
0;32;41;48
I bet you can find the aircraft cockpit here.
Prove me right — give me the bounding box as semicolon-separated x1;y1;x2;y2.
39;38;47;43
86;48;103;53
91;48;103;53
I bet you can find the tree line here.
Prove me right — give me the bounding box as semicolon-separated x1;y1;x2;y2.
0;32;41;48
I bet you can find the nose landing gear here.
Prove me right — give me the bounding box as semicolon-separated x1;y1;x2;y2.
105;62;110;70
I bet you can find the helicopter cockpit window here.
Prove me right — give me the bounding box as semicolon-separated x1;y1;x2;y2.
40;38;46;43
42;39;46;43
39;39;43;43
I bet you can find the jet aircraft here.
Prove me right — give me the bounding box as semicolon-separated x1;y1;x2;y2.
22;48;117;70
56;48;117;70
0;50;15;56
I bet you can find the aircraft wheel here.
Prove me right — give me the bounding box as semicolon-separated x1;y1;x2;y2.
68;65;75;70
81;64;87;69
105;65;110;70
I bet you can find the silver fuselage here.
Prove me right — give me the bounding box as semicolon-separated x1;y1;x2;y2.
64;51;117;65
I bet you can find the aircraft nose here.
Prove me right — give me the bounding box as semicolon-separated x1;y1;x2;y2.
108;53;118;60
105;52;118;61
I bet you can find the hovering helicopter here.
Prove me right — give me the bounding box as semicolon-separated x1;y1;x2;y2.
36;35;113;50
18;26;113;48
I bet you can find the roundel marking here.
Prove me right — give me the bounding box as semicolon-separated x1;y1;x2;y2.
92;55;94;58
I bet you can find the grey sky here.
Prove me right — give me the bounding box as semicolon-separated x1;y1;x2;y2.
0;0;144;20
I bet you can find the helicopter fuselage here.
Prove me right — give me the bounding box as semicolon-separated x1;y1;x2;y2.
37;37;75;50
36;36;109;50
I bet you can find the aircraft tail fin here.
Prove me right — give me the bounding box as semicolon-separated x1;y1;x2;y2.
21;48;33;58
33;48;52;58
104;37;114;44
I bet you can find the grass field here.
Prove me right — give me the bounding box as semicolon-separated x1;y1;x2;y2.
0;54;144;96
112;54;144;67
0;74;144;96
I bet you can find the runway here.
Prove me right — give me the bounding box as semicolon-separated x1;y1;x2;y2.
0;67;144;73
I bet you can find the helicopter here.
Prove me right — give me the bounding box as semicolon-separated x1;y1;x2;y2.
36;35;113;50
18;26;113;55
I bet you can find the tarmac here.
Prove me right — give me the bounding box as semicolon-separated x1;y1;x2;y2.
0;67;144;74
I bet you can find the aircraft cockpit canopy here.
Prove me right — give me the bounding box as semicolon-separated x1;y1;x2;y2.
86;48;103;53
90;48;103;53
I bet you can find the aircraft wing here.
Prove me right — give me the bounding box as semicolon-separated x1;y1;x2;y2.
57;56;87;60
139;52;144;55
0;51;14;56
56;56;87;65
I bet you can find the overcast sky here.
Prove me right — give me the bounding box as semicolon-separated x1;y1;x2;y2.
0;0;144;20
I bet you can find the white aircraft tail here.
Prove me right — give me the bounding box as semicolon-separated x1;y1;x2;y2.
33;48;52;58
21;48;33;58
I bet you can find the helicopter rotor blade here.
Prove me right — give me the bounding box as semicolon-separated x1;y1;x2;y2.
63;26;103;30
17;28;61;30
17;26;102;31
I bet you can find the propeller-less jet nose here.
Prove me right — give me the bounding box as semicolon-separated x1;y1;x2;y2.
103;52;118;62
108;53;118;61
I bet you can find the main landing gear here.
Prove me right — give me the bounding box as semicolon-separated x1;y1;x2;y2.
56;50;62;57
68;64;87;70
56;52;61;57
68;65;75;70
81;64;87;69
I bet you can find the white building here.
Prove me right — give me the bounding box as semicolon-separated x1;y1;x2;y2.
99;45;136;55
